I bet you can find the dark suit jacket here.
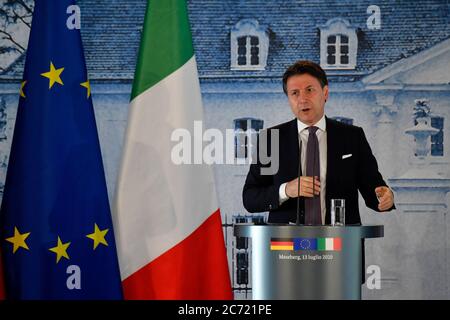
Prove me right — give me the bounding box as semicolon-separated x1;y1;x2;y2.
243;117;392;224
242;117;394;284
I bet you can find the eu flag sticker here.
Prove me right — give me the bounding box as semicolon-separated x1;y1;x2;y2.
294;238;318;250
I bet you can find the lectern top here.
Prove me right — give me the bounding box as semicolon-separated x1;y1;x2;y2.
233;224;383;239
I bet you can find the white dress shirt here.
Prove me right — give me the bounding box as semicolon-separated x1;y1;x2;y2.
279;115;327;224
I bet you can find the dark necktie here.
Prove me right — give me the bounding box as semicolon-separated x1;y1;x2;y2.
305;126;321;225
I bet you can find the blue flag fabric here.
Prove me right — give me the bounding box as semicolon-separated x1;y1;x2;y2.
0;0;123;299
294;238;318;251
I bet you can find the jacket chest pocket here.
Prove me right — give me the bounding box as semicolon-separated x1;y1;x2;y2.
338;154;357;184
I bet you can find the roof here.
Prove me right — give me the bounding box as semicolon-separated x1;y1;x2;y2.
79;0;146;80
1;0;449;82
187;0;450;81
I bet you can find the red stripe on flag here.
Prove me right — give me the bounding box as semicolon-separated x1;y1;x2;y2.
122;209;232;300
334;238;342;251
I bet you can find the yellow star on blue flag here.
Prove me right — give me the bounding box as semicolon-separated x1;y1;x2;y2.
5;227;30;253
86;223;109;250
48;236;70;263
80;80;91;98
41;62;64;89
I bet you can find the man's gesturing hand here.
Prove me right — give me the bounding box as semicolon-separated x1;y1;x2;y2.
285;176;320;198
375;186;394;211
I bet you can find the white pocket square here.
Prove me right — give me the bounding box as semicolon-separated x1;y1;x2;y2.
342;154;352;159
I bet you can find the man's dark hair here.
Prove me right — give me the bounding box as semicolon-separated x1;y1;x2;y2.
282;60;328;94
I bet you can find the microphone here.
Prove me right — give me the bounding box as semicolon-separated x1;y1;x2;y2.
295;140;304;225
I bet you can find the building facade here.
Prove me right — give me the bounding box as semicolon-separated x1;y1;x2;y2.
0;0;449;299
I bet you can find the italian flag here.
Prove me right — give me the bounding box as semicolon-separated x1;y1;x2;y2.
113;0;232;299
318;238;342;251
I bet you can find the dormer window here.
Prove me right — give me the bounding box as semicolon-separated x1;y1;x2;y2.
327;34;349;65
231;19;269;71
319;18;358;70
237;36;260;66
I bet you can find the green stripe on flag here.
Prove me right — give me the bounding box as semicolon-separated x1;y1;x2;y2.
317;238;326;251
131;0;194;100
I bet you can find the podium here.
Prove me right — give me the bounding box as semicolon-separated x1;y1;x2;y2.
234;224;383;300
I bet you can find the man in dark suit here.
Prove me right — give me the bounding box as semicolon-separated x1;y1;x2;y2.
243;60;394;225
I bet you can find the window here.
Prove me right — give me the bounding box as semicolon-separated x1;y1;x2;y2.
234;118;264;159
237;36;260;66
231;19;269;70
431;116;444;156
331;116;354;125
236;252;249;285
327;34;349;65
319;18;358;69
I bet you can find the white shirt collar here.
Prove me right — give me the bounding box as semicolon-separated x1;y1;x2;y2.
296;114;326;133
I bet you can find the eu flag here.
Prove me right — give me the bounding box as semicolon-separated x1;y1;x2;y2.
0;0;123;299
294;238;318;251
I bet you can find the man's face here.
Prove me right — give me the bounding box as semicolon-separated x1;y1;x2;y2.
286;73;328;126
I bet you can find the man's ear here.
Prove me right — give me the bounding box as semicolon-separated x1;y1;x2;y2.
323;85;329;102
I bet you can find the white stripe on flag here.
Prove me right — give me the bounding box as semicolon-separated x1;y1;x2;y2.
325;238;334;250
